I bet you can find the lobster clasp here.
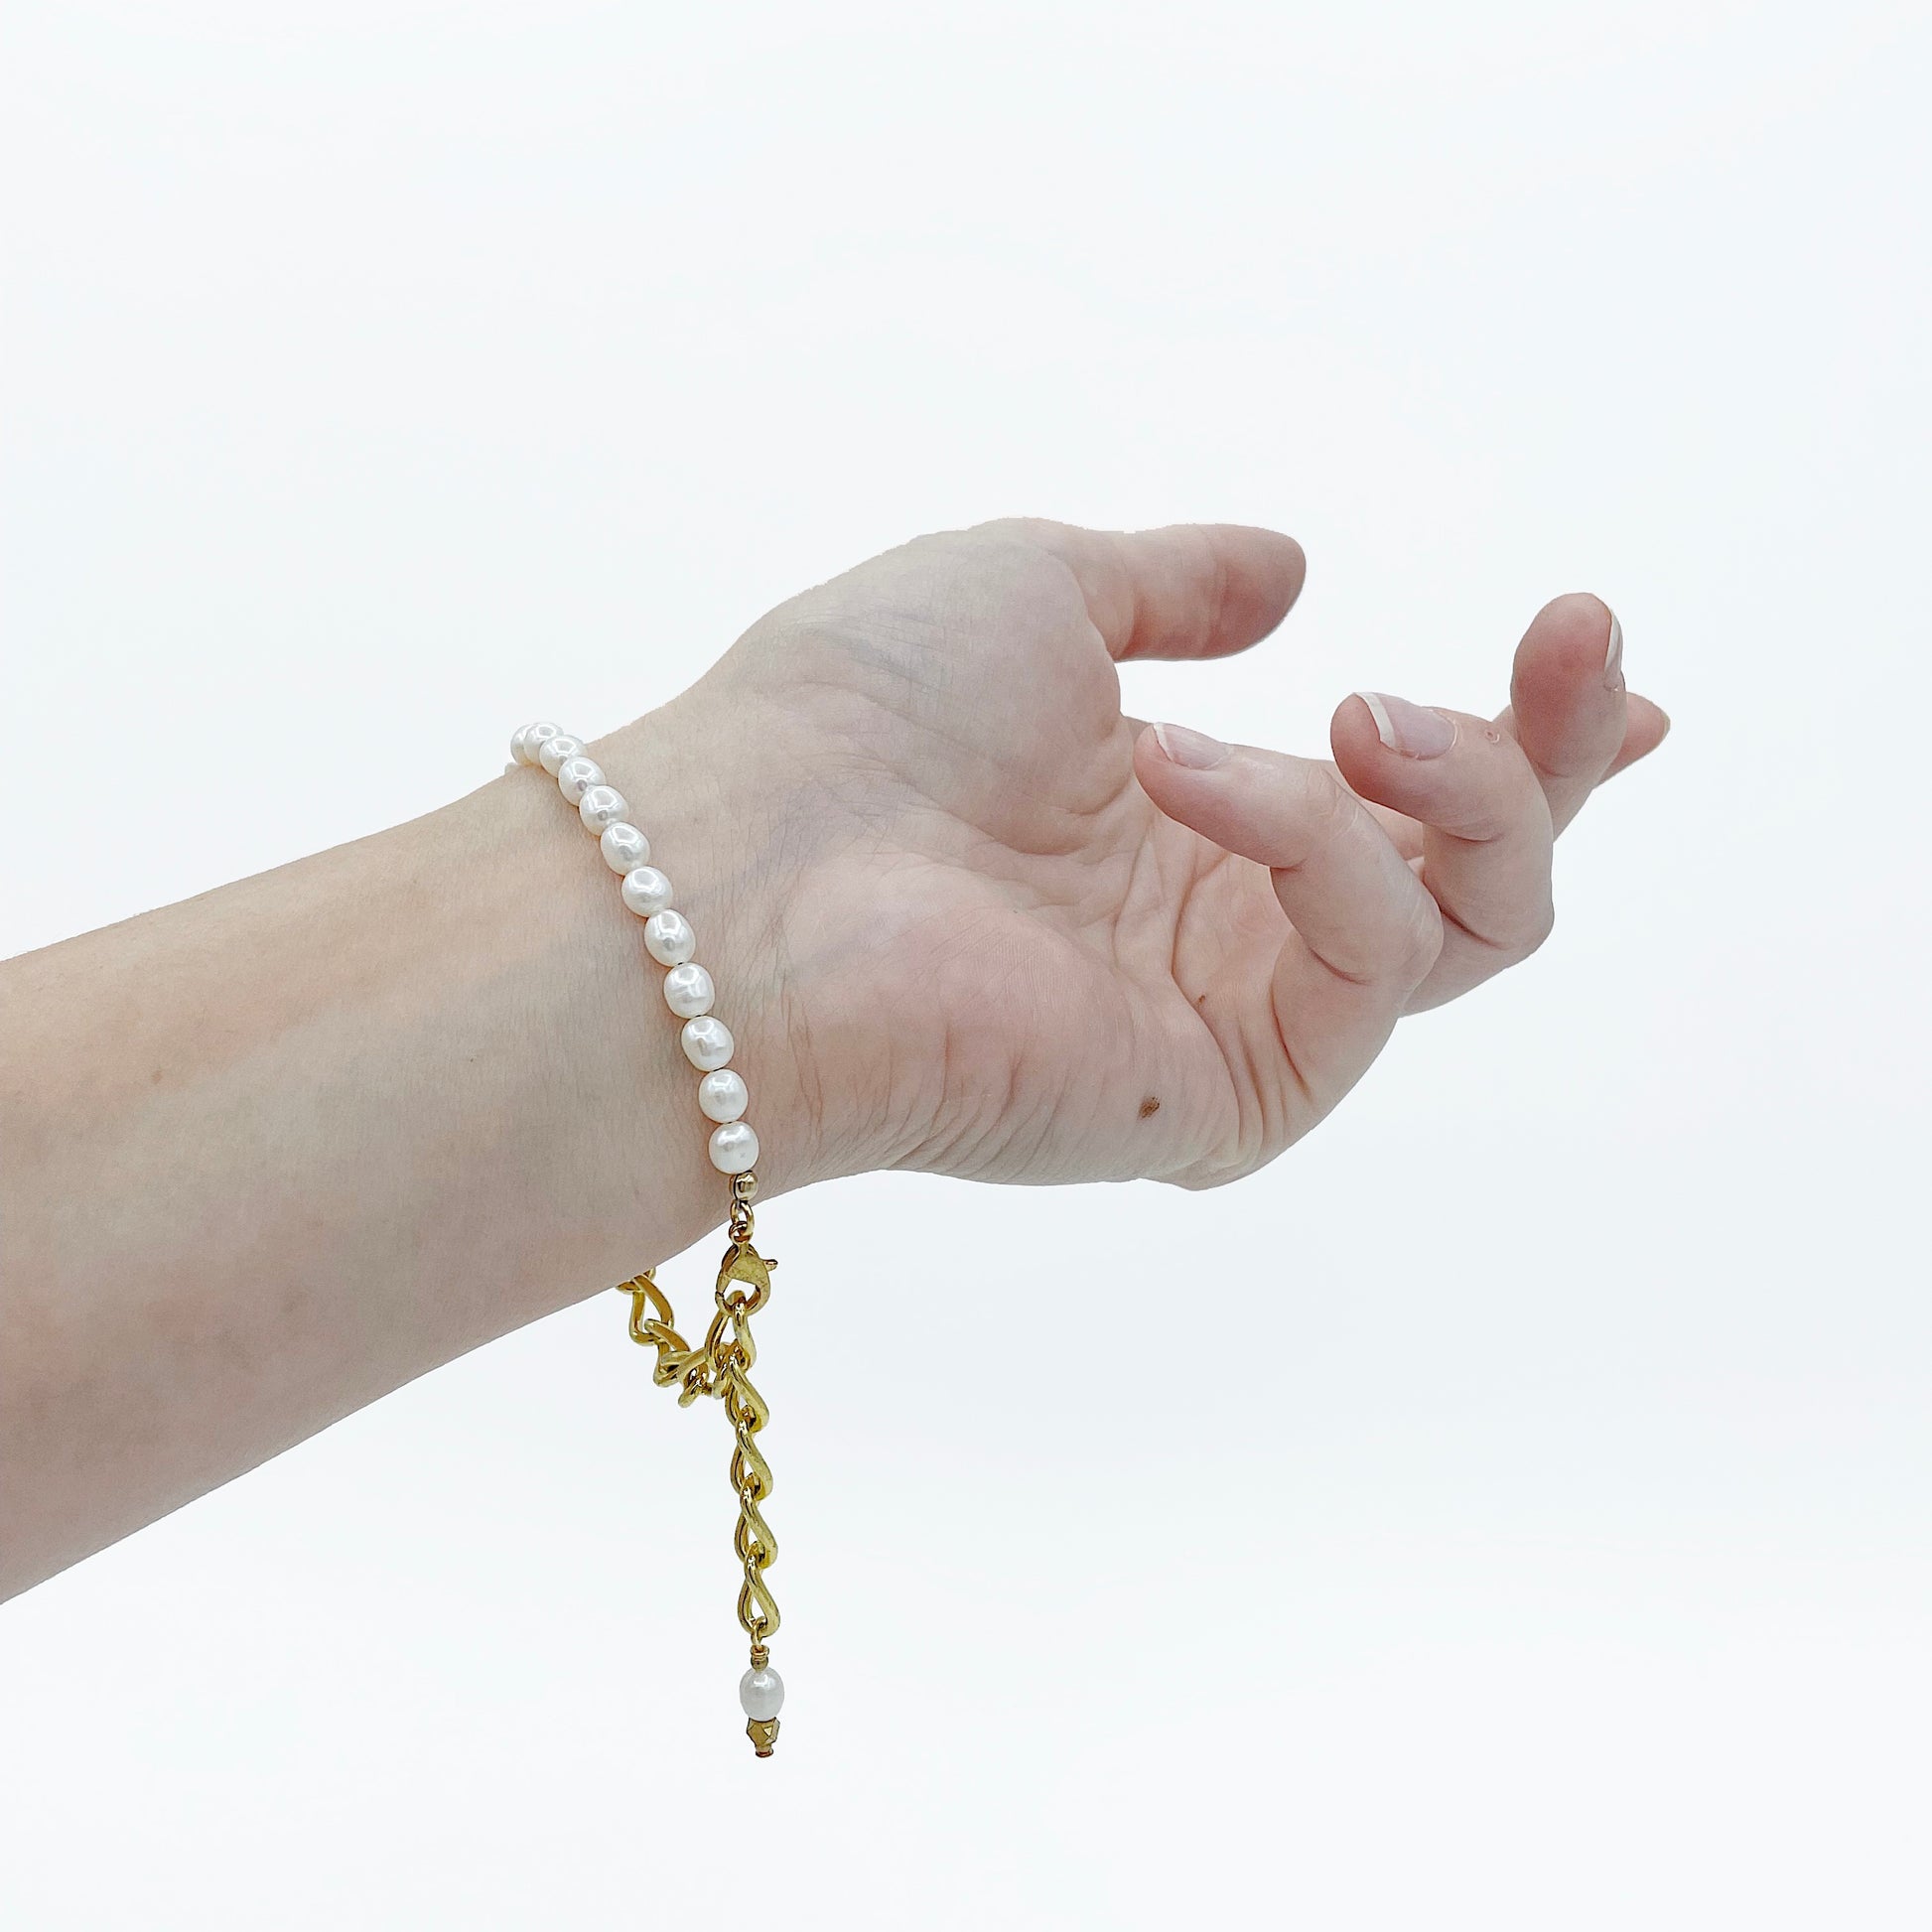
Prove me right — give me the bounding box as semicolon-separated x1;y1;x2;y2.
716;1239;775;1314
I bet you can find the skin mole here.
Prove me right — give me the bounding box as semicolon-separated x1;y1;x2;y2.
1139;1095;1161;1118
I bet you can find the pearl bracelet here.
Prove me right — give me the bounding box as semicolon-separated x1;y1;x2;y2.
510;719;786;1758
510;720;759;1176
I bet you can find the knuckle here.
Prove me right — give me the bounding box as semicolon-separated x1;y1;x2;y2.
953;530;1091;619
1180;522;1230;646
1267;764;1356;872
1301;765;1355;839
1401;901;1448;981
1520;897;1557;957
1487;895;1556;963
972;514;1064;548
1447;747;1549;846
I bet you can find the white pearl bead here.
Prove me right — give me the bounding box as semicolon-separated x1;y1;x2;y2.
681;1016;735;1071
739;1665;784;1721
663;962;715;1019
578;783;628;834
643;909;696;967
709;1119;759;1173
556;756;604;805
699;1069;748;1123
537;732;584;776
600;822;651;875
512;721;559;765
621;866;674;918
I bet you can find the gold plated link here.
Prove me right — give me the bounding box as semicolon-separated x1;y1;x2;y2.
617;1170;781;1754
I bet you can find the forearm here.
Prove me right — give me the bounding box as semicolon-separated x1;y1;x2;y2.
0;702;800;1593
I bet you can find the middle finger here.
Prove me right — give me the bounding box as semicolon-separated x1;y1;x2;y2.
1329;692;1556;1010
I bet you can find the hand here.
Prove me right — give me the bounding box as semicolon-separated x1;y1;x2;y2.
641;518;1667;1193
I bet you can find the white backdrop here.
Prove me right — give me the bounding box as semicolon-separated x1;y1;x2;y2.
4;3;1928;1927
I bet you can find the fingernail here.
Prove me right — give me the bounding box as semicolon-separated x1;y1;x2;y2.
1152;722;1230;769
1358;692;1455;759
1604;610;1625;691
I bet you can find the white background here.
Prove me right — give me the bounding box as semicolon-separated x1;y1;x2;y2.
3;3;1928;1926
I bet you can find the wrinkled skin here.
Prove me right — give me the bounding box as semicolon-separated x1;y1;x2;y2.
642;518;1668;1194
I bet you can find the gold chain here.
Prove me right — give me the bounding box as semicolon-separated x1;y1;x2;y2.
617;1170;781;1754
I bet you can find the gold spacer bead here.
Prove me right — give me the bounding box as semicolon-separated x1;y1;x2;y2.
746;1717;779;1757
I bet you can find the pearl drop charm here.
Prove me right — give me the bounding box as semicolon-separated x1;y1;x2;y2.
699;1069;748;1123
578;783;628;834
556;756;604;805
663;963;715;1018
537;732;584;776
600;822;651;875
709;1119;759;1173
621;866;674;918
643;909;697;967
739;1665;784;1722
681;1016;735;1071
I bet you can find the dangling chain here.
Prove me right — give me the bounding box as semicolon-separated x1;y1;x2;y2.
508;718;787;1756
616;1171;783;1754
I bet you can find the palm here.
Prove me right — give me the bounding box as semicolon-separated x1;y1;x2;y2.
704;520;1665;1193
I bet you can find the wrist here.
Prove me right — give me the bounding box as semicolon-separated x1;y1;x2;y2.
578;679;909;1201
480;689;873;1304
